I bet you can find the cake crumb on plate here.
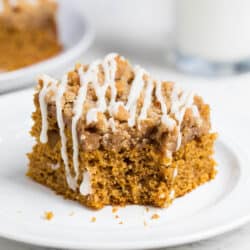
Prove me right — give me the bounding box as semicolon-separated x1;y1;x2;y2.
151;213;160;220
112;207;119;213
44;211;54;220
91;216;96;223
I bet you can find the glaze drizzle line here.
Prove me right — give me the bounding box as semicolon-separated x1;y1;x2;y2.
56;75;77;190
38;75;57;143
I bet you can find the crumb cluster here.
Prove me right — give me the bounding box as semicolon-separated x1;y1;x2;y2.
44;211;54;220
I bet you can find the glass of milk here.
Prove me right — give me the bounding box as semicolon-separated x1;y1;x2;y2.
169;0;250;76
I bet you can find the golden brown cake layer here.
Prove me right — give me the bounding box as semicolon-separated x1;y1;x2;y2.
27;134;217;209
0;0;61;71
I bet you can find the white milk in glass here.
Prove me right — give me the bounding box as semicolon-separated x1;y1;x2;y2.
173;0;250;74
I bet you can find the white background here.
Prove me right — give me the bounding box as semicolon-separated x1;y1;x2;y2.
76;0;174;48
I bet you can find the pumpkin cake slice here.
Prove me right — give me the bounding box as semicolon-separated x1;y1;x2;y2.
27;53;217;209
0;0;62;71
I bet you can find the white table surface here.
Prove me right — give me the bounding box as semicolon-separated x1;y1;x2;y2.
1;41;250;250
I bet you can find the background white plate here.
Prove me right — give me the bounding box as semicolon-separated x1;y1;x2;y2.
0;89;250;250
0;0;93;93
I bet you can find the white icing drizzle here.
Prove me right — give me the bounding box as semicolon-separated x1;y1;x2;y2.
173;167;178;178
71;60;100;189
72;54;118;191
86;53;118;124
38;75;57;143
191;105;200;118
104;53;118;114
66;54;119;192
108;117;116;132
138;78;154;122
38;53;201;195
50;163;60;170
174;91;195;150
169;189;175;200
56;74;77;191
169;167;178;200
126;66;146;127
155;80;176;158
155;80;176;131
79;171;92;195
166;150;172;159
86;108;98;125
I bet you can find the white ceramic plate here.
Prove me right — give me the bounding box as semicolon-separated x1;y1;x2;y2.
0;89;250;250
0;0;93;93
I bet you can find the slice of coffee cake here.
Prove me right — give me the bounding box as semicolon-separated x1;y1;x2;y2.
0;0;62;71
27;54;217;209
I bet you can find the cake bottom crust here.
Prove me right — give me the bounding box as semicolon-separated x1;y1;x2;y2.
27;134;217;209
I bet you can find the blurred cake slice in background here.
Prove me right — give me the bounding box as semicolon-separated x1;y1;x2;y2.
0;0;62;72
